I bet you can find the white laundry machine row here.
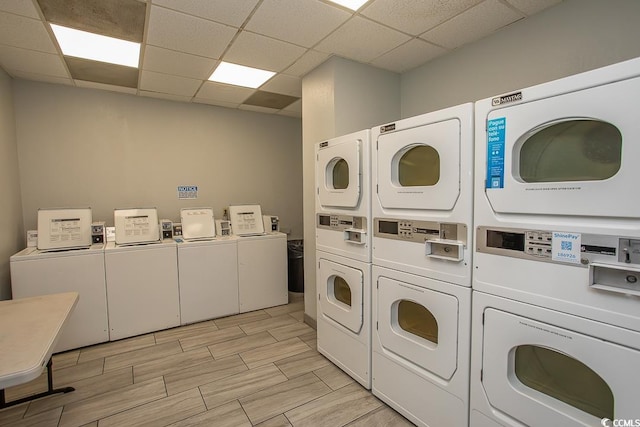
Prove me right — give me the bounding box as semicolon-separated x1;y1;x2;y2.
237;232;289;313
372;265;472;427
470;291;640;427
104;240;181;341
10;244;110;353
315;129;372;263
177;237;239;325
316;250;371;389
372;103;474;287
471;58;640;426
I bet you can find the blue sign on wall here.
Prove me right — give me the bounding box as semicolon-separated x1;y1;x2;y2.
486;117;506;189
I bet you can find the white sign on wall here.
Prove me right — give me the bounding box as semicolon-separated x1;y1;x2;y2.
177;186;198;199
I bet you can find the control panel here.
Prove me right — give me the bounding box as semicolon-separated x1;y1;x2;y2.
317;214;367;244
374;218;467;261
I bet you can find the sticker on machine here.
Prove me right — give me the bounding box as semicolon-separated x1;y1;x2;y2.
486;117;506;189
551;232;581;264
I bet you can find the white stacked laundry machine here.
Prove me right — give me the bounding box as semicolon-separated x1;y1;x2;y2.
315;129;373;389
371;104;474;427
471;57;640;426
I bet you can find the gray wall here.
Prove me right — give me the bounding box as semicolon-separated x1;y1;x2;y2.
0;69;24;299
401;0;640;117
302;57;399;322
13;81;303;240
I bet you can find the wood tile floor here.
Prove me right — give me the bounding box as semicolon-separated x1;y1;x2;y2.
0;296;413;427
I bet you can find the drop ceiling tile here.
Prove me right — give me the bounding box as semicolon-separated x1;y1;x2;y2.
195;81;254;104
421;0;523;49
142;45;217;80
66;57;138;87
243;90;298;109
139;90;193;102
278;108;302;118
0;45;68;77
151;0;259;27
283;50;330;77
146;5;237;58
281;98;301;114
0;11;58;53
37;0;146;42
315;16;411;63
370;38;446;73
245;0;350;48
223;31;306;72
75;79;137;94
506;0;563;15
0;0;41;18
140;70;202;97
11;70;72;86
361;0;484;35
260;73;302;97
193;98;241;109
239;104;280;114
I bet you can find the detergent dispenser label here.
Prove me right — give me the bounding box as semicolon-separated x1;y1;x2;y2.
486;118;506;189
551;232;581;264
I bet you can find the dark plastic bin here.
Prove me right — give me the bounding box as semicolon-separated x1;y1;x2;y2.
287;240;304;293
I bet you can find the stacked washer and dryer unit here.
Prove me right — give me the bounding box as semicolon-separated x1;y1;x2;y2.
371;104;474;427
315;130;373;389
471;58;640;426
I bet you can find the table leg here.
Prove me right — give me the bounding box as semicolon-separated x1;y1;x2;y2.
0;358;75;409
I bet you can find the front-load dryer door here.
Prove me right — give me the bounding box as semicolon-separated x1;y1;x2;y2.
377;276;459;380
376;119;460;211
317;136;362;209
318;258;363;334
481;308;640;426
484;76;640;218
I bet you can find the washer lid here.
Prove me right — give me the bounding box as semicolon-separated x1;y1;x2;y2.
181;208;215;240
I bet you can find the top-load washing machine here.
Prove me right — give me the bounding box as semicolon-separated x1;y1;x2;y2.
10;208;109;352
315;130;373;389
177;208;239;325
228;205;288;313
105;208;180;340
370;104;474;427
471;57;640;427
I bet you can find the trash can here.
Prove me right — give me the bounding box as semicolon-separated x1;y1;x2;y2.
287;239;304;293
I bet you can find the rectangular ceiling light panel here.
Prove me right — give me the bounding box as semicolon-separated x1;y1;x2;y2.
208;62;275;89
51;23;140;68
327;0;370;11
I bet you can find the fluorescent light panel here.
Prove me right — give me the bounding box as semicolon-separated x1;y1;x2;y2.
327;0;370;11
50;24;140;68
208;62;275;89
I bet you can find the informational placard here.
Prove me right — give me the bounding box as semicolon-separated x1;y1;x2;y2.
486;117;506;189
177;186;198;199
551;231;581;264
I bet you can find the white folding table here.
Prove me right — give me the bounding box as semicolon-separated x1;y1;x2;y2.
0;292;79;408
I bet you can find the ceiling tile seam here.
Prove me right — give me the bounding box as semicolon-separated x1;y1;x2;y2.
499;0;534;17
416;0;526;42
363;36;449;69
188;1;265;102
32;1;75;87
137;0;151;95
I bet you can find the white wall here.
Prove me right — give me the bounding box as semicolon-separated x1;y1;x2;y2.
302;57;399;322
401;0;640;117
0;69;24;299
13;80;303;240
